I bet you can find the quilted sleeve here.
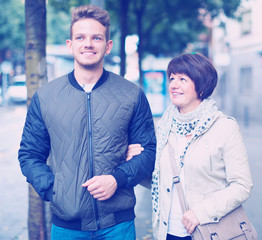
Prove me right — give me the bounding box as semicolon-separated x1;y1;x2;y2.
112;89;156;188
18;93;54;201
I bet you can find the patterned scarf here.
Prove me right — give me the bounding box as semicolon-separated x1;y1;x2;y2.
152;98;221;226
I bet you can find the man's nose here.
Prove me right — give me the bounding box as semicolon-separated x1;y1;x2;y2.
84;38;93;47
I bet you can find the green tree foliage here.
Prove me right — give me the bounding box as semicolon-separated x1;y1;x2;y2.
0;0;241;73
127;0;241;57
47;1;92;44
0;0;25;60
48;0;90;12
47;0;241;57
47;4;71;44
0;0;25;49
106;0;241;84
46;0;241;83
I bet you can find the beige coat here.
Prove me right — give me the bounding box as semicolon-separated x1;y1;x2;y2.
154;115;253;240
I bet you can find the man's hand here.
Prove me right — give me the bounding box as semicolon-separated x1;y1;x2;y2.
182;209;200;234
82;175;117;201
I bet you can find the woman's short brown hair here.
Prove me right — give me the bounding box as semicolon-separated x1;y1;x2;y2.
167;53;217;100
70;5;110;41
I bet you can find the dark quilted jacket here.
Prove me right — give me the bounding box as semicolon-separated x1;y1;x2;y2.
18;69;156;231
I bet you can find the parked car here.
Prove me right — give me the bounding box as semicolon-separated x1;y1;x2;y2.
5;75;27;105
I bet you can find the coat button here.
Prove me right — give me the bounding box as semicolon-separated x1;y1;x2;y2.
167;188;170;192
164;221;167;225
214;217;218;221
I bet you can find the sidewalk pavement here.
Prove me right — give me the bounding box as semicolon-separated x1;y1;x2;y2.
0;106;28;240
237;121;262;239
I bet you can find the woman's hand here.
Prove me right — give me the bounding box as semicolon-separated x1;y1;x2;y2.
126;144;144;161
182;209;200;234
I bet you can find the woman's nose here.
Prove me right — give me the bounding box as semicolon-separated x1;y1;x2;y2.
170;79;178;88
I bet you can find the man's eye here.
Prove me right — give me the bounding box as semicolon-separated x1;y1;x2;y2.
94;36;102;41
76;36;83;40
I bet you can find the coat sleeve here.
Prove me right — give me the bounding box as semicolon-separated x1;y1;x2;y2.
18;93;54;201
192;118;253;224
112;89;156;188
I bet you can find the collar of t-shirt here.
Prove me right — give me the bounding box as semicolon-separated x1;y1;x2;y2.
81;83;95;92
68;69;109;92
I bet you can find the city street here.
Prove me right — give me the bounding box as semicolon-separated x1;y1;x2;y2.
0;105;28;239
0;104;261;239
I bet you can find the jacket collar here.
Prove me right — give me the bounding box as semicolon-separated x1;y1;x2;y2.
68;68;109;91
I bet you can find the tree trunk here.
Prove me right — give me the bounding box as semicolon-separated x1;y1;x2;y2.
120;0;129;77
25;0;48;239
25;0;47;105
137;11;143;87
134;0;146;87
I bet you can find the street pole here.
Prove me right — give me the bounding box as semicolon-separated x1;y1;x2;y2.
0;60;13;106
1;74;8;106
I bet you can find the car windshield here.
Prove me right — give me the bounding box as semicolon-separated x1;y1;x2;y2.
12;81;26;86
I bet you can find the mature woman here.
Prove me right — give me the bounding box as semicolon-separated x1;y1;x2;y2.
128;53;253;240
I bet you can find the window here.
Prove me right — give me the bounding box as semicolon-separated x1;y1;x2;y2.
241;10;252;35
239;67;252;94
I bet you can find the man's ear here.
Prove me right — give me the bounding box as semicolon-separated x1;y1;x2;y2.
66;39;73;54
105;40;113;55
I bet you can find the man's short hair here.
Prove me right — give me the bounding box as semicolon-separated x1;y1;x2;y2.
70;5;110;41
167;53;218;100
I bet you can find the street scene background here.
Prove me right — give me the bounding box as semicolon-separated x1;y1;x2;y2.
1;0;262;239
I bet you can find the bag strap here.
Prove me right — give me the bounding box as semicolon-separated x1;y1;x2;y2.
168;142;188;214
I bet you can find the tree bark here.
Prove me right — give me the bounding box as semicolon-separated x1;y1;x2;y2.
120;0;129;77
134;0;146;87
25;0;47;106
137;10;143;87
25;0;48;239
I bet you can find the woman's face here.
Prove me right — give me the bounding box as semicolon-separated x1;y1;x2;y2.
168;73;201;114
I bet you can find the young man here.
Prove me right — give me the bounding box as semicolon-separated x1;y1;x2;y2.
18;5;156;240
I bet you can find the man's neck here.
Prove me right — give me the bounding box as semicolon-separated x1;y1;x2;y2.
74;64;103;85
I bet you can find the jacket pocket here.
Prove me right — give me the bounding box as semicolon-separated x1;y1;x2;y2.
50;173;70;219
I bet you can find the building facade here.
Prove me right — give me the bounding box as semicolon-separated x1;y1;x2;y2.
212;0;262;124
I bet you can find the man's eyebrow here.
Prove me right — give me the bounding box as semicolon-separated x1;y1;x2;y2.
73;33;84;36
93;34;105;37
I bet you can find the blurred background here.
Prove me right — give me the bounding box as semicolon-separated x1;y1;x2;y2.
0;0;261;239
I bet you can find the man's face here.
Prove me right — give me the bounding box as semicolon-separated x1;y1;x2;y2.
66;18;113;70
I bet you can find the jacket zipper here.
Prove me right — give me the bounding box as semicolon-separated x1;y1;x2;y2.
87;92;101;230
